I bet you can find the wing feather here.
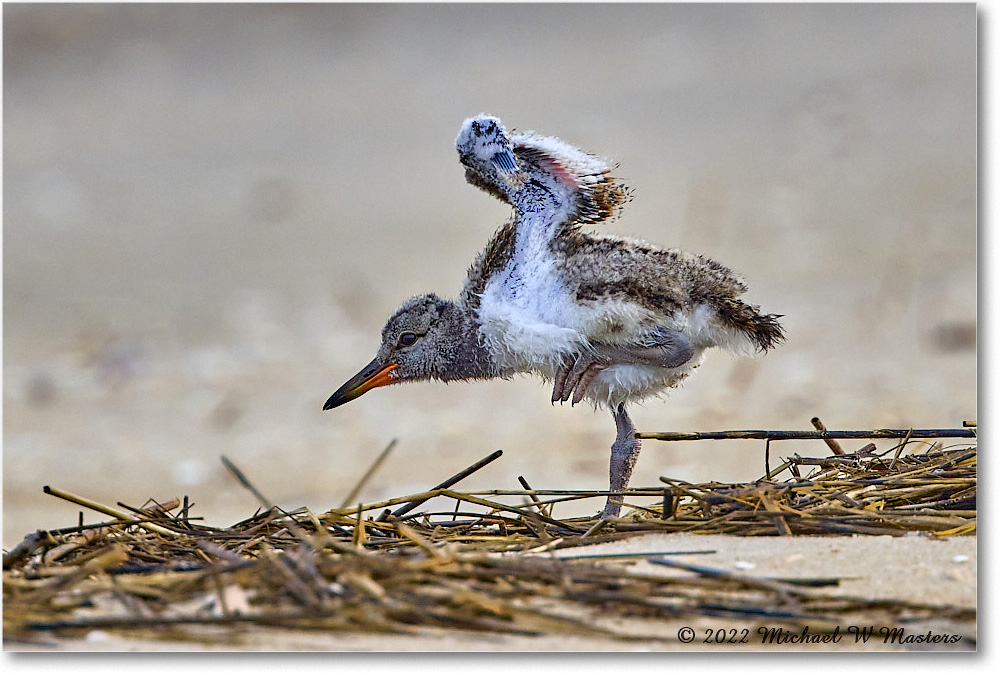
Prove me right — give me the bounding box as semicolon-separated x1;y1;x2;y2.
456;115;630;237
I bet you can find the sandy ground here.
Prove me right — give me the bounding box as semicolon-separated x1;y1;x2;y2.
2;3;978;652
5;533;977;652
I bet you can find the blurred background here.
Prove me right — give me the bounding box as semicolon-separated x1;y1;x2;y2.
3;4;976;546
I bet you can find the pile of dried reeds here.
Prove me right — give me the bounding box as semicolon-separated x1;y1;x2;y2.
3;423;976;646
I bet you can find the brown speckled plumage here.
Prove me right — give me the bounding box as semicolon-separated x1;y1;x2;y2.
461;219;517;310
327;114;784;518
551;231;783;352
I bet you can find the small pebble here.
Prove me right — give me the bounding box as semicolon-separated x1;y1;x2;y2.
952;554;970;564
734;560;755;570
85;630;110;642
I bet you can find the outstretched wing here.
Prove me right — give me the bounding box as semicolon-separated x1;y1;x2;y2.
456;116;634;359
455;115;630;238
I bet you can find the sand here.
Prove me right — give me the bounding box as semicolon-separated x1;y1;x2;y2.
7;533;976;652
2;4;977;652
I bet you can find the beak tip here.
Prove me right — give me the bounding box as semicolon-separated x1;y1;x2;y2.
323;359;398;412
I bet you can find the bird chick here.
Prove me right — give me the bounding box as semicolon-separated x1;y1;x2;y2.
326;114;783;517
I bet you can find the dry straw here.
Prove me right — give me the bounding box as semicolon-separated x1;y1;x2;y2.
3;421;976;646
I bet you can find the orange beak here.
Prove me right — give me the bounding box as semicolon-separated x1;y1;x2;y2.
323;358;398;410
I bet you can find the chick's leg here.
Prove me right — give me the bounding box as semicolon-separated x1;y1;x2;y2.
602;403;640;518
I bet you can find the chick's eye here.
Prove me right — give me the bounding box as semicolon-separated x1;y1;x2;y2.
398;332;419;348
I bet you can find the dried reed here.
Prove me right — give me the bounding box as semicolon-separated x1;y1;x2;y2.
3;422;976;646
